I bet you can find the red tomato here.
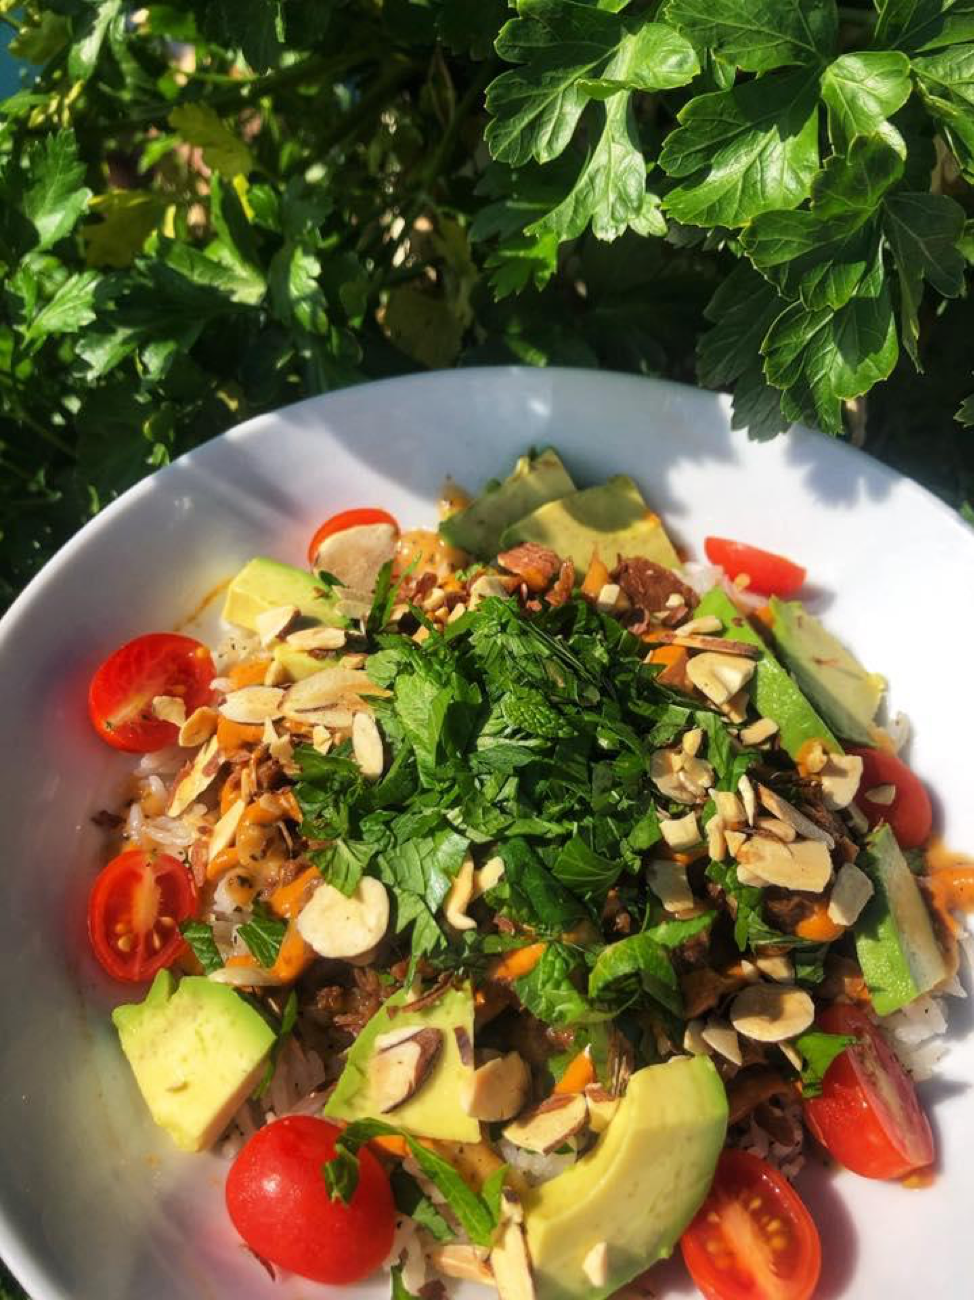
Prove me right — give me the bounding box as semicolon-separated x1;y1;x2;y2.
88;633;214;752
87;850;197;983
847;746;933;849
226;1116;395;1285
704;538;806;598
803;1004;934;1180
681;1150;821;1300
307;507;399;567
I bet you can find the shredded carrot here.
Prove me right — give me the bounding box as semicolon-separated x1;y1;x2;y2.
206;845;239;881
269;921;316;983
795;901;845;943
487;942;546;983
225;954;258;969
753;604;774;628
648;644;684;668
227;657;272;689
554;1049;595;1095
242;800;279;827
580;552;610;599
370;1135;410;1159
649;644;690;690
269;866;320;919
217;716;264;750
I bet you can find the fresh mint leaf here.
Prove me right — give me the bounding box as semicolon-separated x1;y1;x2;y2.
883;191;968;365
238;904;288;969
311;838;376;895
588;932;683;1015
179;920;224;974
644;911;715;949
821;51;913;151
391;1168;455;1243
516;942;611;1027
663;0;837;73
552;834;622;895
794;1029;856;1097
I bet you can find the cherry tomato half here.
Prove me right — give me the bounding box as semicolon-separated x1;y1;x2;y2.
307;508;399;567
88;633;214;752
803;1004;934;1180
681;1149;821;1300
704;538;807;599
847;746;933;850
87;849;197;983
226;1116;395;1285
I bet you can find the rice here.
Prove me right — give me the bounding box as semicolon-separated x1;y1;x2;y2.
497;1137;577;1186
135;746;185;776
218;1037;327;1158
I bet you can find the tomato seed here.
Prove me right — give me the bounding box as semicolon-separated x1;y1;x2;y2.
113;922;129;935
157;915;175;929
116;934;134;953
151;931;163;951
770;1234;788;1252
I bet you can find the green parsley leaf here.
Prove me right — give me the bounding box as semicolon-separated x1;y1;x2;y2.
663;0;837;74
179;920;224;974
794;1029;856;1097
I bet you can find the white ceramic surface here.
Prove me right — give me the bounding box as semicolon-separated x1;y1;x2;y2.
1;368;972;1300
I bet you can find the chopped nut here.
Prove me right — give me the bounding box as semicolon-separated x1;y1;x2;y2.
736;863;767;888
151;694;186;727
739;717;779;746
702;1018;743;1065
475;855;505;897
682;727;704;757
263;658;289;686
178;705;218;748
659;811;701;853
296;877;390;960
721;689;750;724
864;783;896;806
757;784;835;848
779;1041;803;1072
423;586;447;612
268;727;294;766
754;953;795;984
168;736;222;816
738;774;757;826
502;1093;588;1154
469;574;511;607
208;797;246;863
444;855;477;932
706;815;726;862
730;984;815;1043
490;1217;536;1300
461;1051;531;1121
736;836;833;894
827;862;875;927
352;712;384;780
286;625;347;652
678;615;723;637
219;685;285;725
819;753;864;810
310;725;333;756
647;859;694;911
644;629;760;657
429;1245;493;1286
447;602;468;624
582;1243;610;1289
650;748;701;806
596;582;624;614
679;753;716;800
725;829;747;858
686;652;757;707
370;1026;443;1112
254;604;300;646
714;791;746;827
755;815;797;843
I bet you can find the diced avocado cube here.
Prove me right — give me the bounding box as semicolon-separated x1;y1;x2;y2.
523;1056;727;1300
769;597;884;745
855;824;947;1016
324;984;479;1143
112;971;275;1152
440;448;575;558
695;587;840;760
500;475;681;572
222;557;343;631
272;642;328;680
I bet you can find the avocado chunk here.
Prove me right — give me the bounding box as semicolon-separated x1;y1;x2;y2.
523;1056;727;1300
769;597;884;745
855;824;947;1016
323;984;479;1142
112;971;275;1152
694;587;840;760
272;641;329;681
499;475;681;572
440;448;575;558
222;556;342;631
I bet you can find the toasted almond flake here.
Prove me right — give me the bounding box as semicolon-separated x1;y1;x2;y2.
582;1243;609;1290
736;863;767;888
219;685;285;725
469;574;511;607
686;652;757;706
336;592;373;622
447;602;468;624
738;775;757;826
263;657;289;686
311;725;333;756
730;985;815;1043
683;1018;711;1057
502;1094;588;1155
865;783;897;806
461;1051;531;1122
208;797;246;863
168;735;222;816
740;717;779;746
352;712;384;780
444;855;477;932
736;836;833;894
779;1041;803;1071
714;791;746;827
429;1245;493;1286
284;666;385;714
755;815;797;843
706;815;727;863
680;753;716;797
679;615;722;636
682;727;704;757
647;859;694;911
754;954;795;984
658;812;701;853
596;583;623;614
269;730;294;765
423;586;447;612
721;689;750;724
178;705;218;748
757;784;835;848
650;748;702;806
474;855;505;897
820;753;864;810
725;829;747;858
844;801;870;835
490;1217;536;1300
286;625;347;652
151;694;186;727
644;629;760;657
341;653;367;670
701;1018;743;1065
254;604;300;646
827;862;875;927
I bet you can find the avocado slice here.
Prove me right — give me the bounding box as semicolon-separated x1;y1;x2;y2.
112;971;276;1152
271;641;329;681
769;598;884;745
439;448;575;558
524;1056;727;1300
855;824;947;1016
500;475;681;572
323;984;479;1142
222;556;343;632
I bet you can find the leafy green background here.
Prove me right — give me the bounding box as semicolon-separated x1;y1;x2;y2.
2;0;974;1291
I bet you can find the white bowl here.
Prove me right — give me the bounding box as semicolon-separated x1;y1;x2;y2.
1;368;971;1300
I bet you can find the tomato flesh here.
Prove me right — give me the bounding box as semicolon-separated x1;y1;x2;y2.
681;1150;821;1300
226;1116;395;1284
88;633;214;752
704;538;806;598
308;507;399;567
847;745;933;849
87;850;197;982
803;1004;934;1180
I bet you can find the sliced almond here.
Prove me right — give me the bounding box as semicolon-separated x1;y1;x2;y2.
650;748;699;806
706;814;726;862
682;727;704;757
659;811;701;852
461;1051;530;1122
864;783;897;806
444;855;477;932
701;1018;743;1066
208;797;246;863
286;625;347;652
683;1019;711;1057
310;725;333;756
738;774;757;826
647;859;694;911
725;829;747;858
818;753;864;811
730;984;815;1043
454;1026;474;1068
502;1093;588;1155
423;586;447;612
802;741;828;774
296;876;390;959
352;711;384;780
490;1217;536;1300
739;717;779;746
474;855;505;896
755;815;797;843
686;652;757;706
447;602;468;624
219;685;285;725
714;791;745;827
263;657;289;686
284;666;385;715
754;953;795;984
336;591;373;622
720;689;749;724
678;615;723;637
469;574;511;607
429;1244;493;1286
313;520;398;590
370;1026;443;1112
582;1242;609;1289
736;836;833;894
295;705;357;730
583;1085;619;1133
736;862;768;888
680;753;716;799
168;735;222;816
757;784;835;848
844;800;870;835
779;1040;803;1072
827;861;875;927
178;705;218;748
254;604;300;646
645;629;760;658
151;694;186;727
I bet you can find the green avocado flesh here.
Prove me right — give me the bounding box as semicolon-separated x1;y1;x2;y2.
323;984;479;1142
439;448;575;558
855;825;947;1016
112;971;275;1152
523;1056;727;1300
694;587;840;760
222;556;342;630
499;475;681;572
769;598;884;745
